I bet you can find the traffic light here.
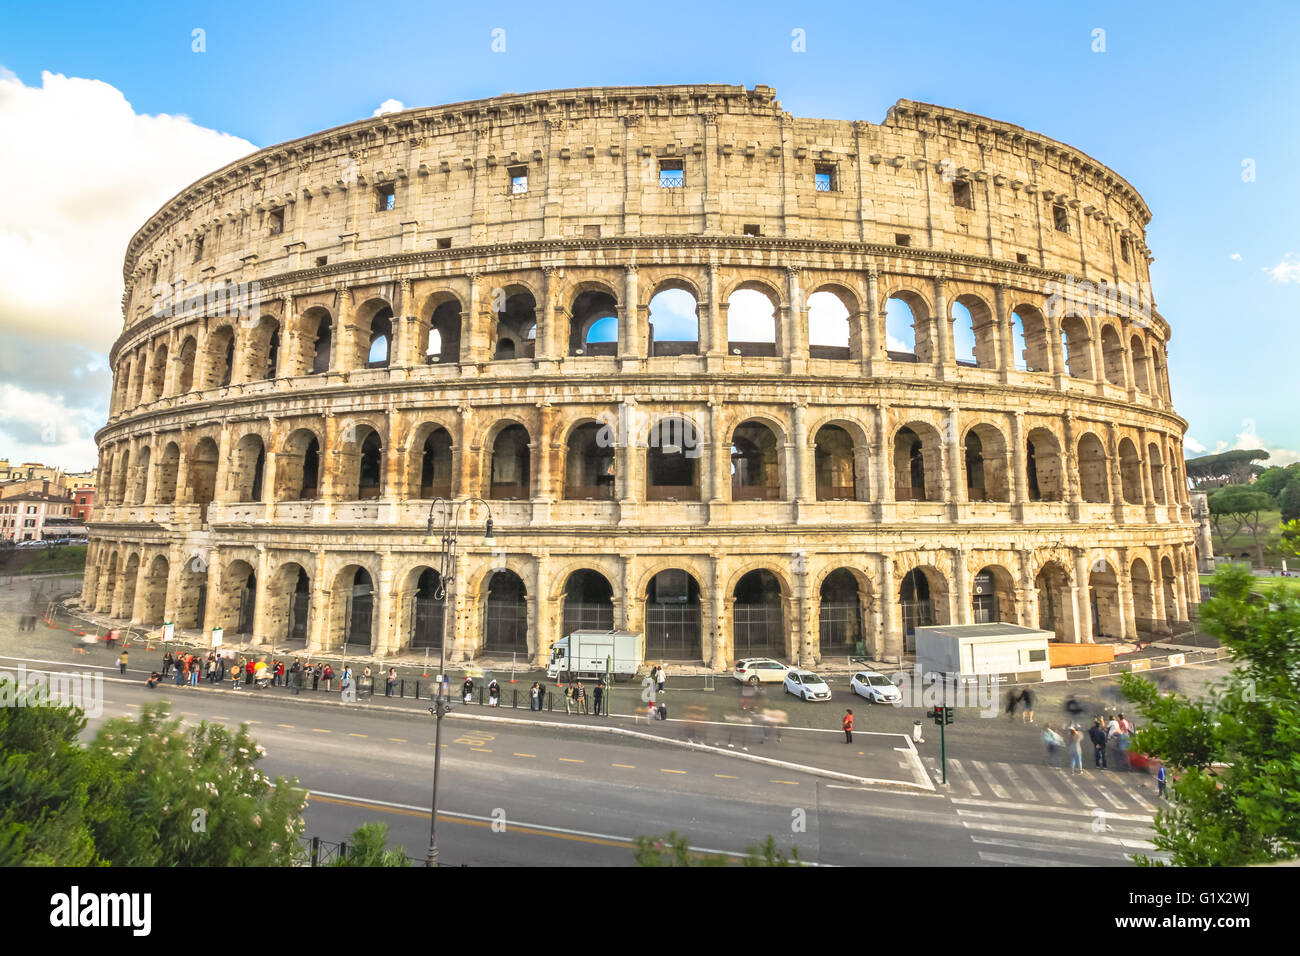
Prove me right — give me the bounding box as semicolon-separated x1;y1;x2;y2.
927;706;944;726
944;706;954;726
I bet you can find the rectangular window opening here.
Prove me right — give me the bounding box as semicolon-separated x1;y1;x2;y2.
315;255;328;267
1016;253;1029;264
268;208;285;236
437;237;452;249
952;180;974;210
659;160;684;189
814;164;836;192
508;165;529;194
1120;237;1131;263
895;233;911;247
583;224;601;238
376;183;396;212
742;223;761;237
1053;204;1069;233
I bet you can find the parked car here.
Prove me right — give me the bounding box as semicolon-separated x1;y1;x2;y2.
784;670;832;702
850;670;902;704
732;658;791;685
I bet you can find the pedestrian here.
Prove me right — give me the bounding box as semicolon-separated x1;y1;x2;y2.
290;659;302;695
1005;688;1018;719
592;680;604;716
656;665;665;694
1156;763;1167;798
162;651;173;676
146;671;161;689
206;653;217;683
118;650;128;675
576;681;588;714
231;661;242;691
216;653;226;683
1020;688;1035;723
1118;712;1132;734
537;681;547;711
105;629;115;649
386;667;397;697
1068;726;1083;774
1042;724;1063;766
308;664;318;690
564;682;575;715
276;660;286;687
340;666;354;702
1089;719;1108;769
174;658;186;686
362;665;372;697
462;676;474;705
322;663;334;691
244;657;254;686
842;708;854;744
488;679;500;707
529;681;540;711
191;657;200;687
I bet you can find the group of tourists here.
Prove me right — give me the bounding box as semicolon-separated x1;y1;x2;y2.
1041;712;1146;777
149;649;363;697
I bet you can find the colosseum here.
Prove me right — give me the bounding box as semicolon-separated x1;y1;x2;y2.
84;83;1198;668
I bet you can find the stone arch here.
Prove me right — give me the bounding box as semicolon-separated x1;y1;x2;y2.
1034;558;1073;638
139;553;169;626
1148;441;1166;505
950;292;997;369
893;421;943;502
1100;323;1125;386
267;559;312;646
204;324;236;388
1088;558;1123;639
1025;427;1063;502
276;427;322;501
898;564;951;647
1118;437;1144;504
247;315;281;381
337;423;385;500
963;422;1010;502
1060;314;1094;379
971;564;1017;624
644;568;703;661
114;552;141;619
1160;555;1180;625
814;421;868;501
407;422;455;499
98;550;119;613
231;433;267;503
807;287;857;360
354;298;394;368
559;568;616;636
725;282;780;357
645;415;702;501
129;445;151;506
487;421;531;500
175;551;208;629
481;567;529;655
568;285;620;356
495;285;538;361
884;289;934;362
217;558;257;636
1130;334;1151;394
818;566;872;656
177;335;197;393
147;344;169;401
400;565;446;650
647;282;700;356
1011;303;1050;372
113;448;131;504
1131;556;1155;637
330;564;376;650
299;307;333;375
731;418;784;500
1077;432;1110;503
419;291;463;364
155;441;180;505
731;567;789;659
563;420;617;500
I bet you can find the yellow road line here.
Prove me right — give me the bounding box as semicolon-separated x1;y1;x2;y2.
660;769;686;774
514;753;536;758
559;757;584;763
277;723;295;729
347;733;368;738
771;780;799;785
124;703;139;708
715;774;738;779
471;747;492;753
212;715;230;720
388;738;407;743
311;728;331;734
612;763;636;769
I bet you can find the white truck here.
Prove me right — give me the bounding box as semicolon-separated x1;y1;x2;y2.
546;630;644;681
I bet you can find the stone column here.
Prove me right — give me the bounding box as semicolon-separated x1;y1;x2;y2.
953;549;971;625
1139;426;1156;518
792;402;811;504
874;403;892;520
879;555;899;662
1011;411;1028;509
710;557;728;669
334;288;354;372
539;267;559;363
707;400;726;504
620;264;639;360
319;414;339;501
1016;551;1037;628
621;555;640;634
1045;315;1062;379
253;545;272;646
617;401;636;502
399;278;419;367
864;268;881;375
279;296;298;377
1106;423;1126;520
374;551;396;655
215;422;234;503
933;275;953;375
705;263;723;359
202;545;222;638
533;552;553;666
1062;412;1081;517
456;404;474;497
944;405;963;516
793;553;814;665
1073;550;1094;643
786;266;807;368
1117;555;1137;640
996;284;1014;381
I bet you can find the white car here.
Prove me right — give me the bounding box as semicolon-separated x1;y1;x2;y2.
784;670;832;702
850;670;902;704
732;658;790;684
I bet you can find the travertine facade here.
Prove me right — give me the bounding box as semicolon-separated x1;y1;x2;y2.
85;84;1198;666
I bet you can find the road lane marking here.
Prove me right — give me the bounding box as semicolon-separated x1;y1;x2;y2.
514;753;536;758
311;729;331;734
471;747;492;753
969;760;1010;800
277;724;295;729
559;757;584;763
714;774;738;779
125;703;139;708
388;738;408;743
212;716;230;720
611;763;635;769
770;779;799;785
347;733;368;738
660;769;686;774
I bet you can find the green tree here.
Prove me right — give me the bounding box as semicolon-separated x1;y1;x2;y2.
1208;485;1277;564
330;823;409;867
634;831;800;866
1119;564;1300;866
1280;519;1300;560
87;703;308;866
1278;482;1300;524
1251;463;1300;501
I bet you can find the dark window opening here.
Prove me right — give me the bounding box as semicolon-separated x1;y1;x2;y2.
743;223;761;237
437;237;452;249
508;165;528;194
1053;203;1069;233
268;208;284;236
376;183;396;212
895;233;911;246
953;180;974;209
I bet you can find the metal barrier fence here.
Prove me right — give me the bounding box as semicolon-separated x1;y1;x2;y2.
299;835;426;867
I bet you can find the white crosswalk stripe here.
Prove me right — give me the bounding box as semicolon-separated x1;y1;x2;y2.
1020;763;1068;804
969;760;1010;799
954;804;1160;866
948;758;981;796
998;762;1037;801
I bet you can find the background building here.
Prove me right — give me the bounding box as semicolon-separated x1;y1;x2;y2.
85;85;1198;664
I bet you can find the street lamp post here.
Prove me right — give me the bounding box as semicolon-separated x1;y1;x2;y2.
423;496;495;868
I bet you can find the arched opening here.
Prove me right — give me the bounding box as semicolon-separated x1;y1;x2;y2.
424;298;462;364
217;560;256;636
1088;561;1122;639
205;325;235;388
303;309;332;374
188;438;219;520
1101;325;1125;386
249;317;280;380
1118;438;1144;505
1012;305;1050;372
646;417;701;501
814;424;862;501
899;566;950;648
360;304;394;368
971;565;1017;624
1026;428;1063;502
483;569;528;654
333;566;374;648
1035;561;1071;638
731;420;782;500
147;346;168;401
648;287;699;356
129;446;150;506
233;434;266;503
645;569;702;661
414;426;454;499
569;289;619;356
819;568;868;654
1148;442;1166;504
336;426;383;500
1077;433;1110;503
176;553;207;629
496;289;537;360
733;569;785;658
276;429;321;501
268;563;311;645
140;554;168;626
726;287;777;357
488;424;530;500
1060;316;1094;379
951;294;997;368
807;290;853;360
1160;556;1179;625
963;424;1010;502
886;292;933;362
564;422;616;500
410;568;445;649
98;551;119;614
113;450;131;505
1131;558;1155;638
178;336;197;393
132;351;147;407
116;553;140;619
1131;336;1150;393
156;442;180;505
561;570;615;636
894;424;942;502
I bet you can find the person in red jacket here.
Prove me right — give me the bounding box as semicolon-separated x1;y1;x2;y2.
843;709;854;744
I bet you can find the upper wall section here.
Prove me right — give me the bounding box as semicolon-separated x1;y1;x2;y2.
120;84;1157;336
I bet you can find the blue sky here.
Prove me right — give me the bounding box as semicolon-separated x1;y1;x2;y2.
1;0;1297;468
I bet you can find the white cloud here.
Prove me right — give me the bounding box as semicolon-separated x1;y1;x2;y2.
1184;436;1207;454
1265;253;1300;283
1228;419;1300;466
373;99;405;116
1229;253;1242;261
0;69;258;353
0;69;257;469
